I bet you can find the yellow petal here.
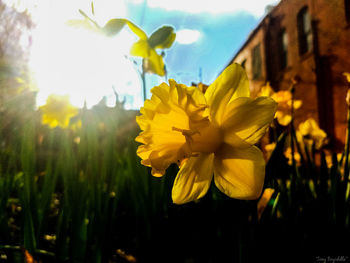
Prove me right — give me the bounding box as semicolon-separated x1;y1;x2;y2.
172;153;214;204
275;111;291;126
293;100;302;109
143;49;165;76
130;39;150;57
205;63;249;125
125;20;147;40
221;97;277;145
213;143;265;200
258;82;275;97
343;72;350;83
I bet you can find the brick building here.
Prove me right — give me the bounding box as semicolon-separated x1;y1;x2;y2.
228;0;350;148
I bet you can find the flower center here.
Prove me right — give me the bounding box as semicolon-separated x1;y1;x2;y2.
172;124;223;154
190;124;222;153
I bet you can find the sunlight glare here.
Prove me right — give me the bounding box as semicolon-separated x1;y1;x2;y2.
29;0;143;110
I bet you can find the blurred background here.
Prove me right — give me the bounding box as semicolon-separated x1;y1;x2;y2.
1;0;350;262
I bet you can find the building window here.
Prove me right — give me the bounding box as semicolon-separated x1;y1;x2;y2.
297;6;312;55
278;29;288;70
252;44;262;79
345;0;350;23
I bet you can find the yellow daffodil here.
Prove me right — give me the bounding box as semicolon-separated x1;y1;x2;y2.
130;25;175;76
67;10;175;77
258;83;302;126
136;64;277;204
39;95;79;128
298;118;327;149
272;90;302;126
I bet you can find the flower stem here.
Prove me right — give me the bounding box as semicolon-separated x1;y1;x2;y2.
141;59;147;101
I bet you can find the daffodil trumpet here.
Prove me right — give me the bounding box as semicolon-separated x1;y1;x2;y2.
136;64;277;204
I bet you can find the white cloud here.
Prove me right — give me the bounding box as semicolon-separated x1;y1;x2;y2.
146;0;280;17
176;29;201;45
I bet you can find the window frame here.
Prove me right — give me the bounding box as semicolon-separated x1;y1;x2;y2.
252;43;262;80
297;6;312;56
278;28;288;70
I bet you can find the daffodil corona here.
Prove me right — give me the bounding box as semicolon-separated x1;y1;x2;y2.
136;64;277;204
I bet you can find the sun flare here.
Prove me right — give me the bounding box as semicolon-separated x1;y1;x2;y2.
28;0;143;110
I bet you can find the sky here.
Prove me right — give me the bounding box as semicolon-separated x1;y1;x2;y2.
9;0;280;109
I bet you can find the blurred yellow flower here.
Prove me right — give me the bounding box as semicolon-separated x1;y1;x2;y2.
272;90;302;126
325;151;343;169
39;95;79;128
130;25;175;76
136;64;277;204
258;82;275;97
258;83;302;126
284;147;301;166
344;72;350;83
298;118;327;149
346;89;350;107
264;142;276;159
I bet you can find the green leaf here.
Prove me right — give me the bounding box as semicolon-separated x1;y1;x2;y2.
102;19;126;36
148;26;176;49
91;1;94;15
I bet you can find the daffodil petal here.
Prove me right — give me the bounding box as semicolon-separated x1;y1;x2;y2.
221;97;277;145
172;153;214;204
293;100;302;109
205;63;249;125
213;143;265;200
344;72;350;83
144;49;165;76
125;20;147;40
130;39;150;57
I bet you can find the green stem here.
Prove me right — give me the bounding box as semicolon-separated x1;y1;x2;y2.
344;107;350;182
141;59;147;101
0;245;55;257
289;83;298;208
290;85;297;176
